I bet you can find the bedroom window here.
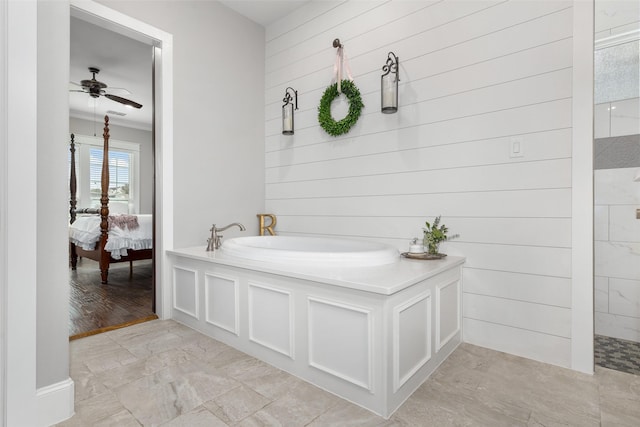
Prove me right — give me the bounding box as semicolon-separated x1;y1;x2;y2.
70;134;141;214
89;148;131;203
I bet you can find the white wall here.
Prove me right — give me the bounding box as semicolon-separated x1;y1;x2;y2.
265;0;575;367
70;116;154;213
1;1;6;422
98;0;266;247
37;0;71;390
3;0;41;424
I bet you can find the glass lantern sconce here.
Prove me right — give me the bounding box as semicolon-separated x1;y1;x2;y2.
381;52;399;114
282;87;298;135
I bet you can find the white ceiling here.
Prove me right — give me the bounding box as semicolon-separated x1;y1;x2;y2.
70;16;153;131
219;0;309;26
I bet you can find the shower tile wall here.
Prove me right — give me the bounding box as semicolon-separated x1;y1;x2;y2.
594;100;640;343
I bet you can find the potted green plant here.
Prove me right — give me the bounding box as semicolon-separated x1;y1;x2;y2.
423;216;458;255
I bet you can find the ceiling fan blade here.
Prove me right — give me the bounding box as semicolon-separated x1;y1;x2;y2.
104;94;142;109
105;87;132;96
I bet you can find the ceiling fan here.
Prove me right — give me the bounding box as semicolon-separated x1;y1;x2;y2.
70;67;143;109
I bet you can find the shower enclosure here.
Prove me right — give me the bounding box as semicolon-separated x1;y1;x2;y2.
593;4;640;375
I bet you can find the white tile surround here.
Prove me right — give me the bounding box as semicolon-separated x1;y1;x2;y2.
595;167;640;342
595;97;640;138
264;1;575;366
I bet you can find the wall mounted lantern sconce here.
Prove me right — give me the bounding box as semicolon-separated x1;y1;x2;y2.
282;87;298;135
381;52;399;114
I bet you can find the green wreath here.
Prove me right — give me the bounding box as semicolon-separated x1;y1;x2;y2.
318;79;364;137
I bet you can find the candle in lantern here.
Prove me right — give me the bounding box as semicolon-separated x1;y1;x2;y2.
382;76;396;112
283;105;293;134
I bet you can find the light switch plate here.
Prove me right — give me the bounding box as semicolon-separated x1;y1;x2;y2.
510;137;524;158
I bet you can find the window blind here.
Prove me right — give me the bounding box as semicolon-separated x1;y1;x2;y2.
89;148;131;202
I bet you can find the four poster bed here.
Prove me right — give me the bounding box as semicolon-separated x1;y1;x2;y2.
69;115;153;284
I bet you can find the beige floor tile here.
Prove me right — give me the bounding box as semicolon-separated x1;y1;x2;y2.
90;409;141;427
236;410;284;426
82;346;139;374
123;330;192;358
597;366;640;427
238;366;305;401
393;381;528;427
307;399;390;426
204;384;271;423
199;346;255;369
96;347;195;390
70;333;119;362
181;335;233;361
113;359;240;425
429;342;494;393
61;320;640;427
219;355;274;381
159;405;227;427
472;352;600;426
74;390;129;424
527;410;599;427
71;361;109;403
247;381;341;426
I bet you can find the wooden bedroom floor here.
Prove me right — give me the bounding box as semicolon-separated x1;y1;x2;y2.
69;258;156;339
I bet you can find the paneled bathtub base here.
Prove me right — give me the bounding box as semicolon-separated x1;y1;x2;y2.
282;332;460;420
168;248;465;419
172;266;198;320
205;273;239;335
393;291;432;392
386;332;461;418
437;279;461;351
249;282;294;358
308;297;372;390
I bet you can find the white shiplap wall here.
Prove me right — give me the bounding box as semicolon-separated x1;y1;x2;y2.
264;0;574;367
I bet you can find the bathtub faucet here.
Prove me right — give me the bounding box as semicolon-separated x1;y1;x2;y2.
207;223;246;251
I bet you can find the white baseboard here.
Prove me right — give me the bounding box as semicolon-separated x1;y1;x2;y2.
36;378;74;426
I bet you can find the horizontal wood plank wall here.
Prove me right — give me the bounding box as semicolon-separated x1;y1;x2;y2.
264;0;574;367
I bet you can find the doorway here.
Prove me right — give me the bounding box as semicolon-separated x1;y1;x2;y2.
68;16;156;338
68;1;174;335
593;1;640;375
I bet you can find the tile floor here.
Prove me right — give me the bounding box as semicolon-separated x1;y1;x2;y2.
56;319;640;426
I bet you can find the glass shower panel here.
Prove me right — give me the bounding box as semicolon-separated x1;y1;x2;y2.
593;34;640;375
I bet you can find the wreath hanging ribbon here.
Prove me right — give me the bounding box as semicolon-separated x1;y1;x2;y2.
318;41;363;137
333;45;353;93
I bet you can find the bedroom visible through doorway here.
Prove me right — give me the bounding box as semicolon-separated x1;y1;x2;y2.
68;13;156;339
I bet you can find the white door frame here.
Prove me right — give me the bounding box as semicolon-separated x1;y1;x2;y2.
70;0;174;319
571;0;595;374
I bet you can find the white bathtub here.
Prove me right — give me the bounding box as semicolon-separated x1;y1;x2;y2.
168;243;464;418
220;235;399;267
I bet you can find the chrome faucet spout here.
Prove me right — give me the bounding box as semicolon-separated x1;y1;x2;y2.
206;222;246;251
